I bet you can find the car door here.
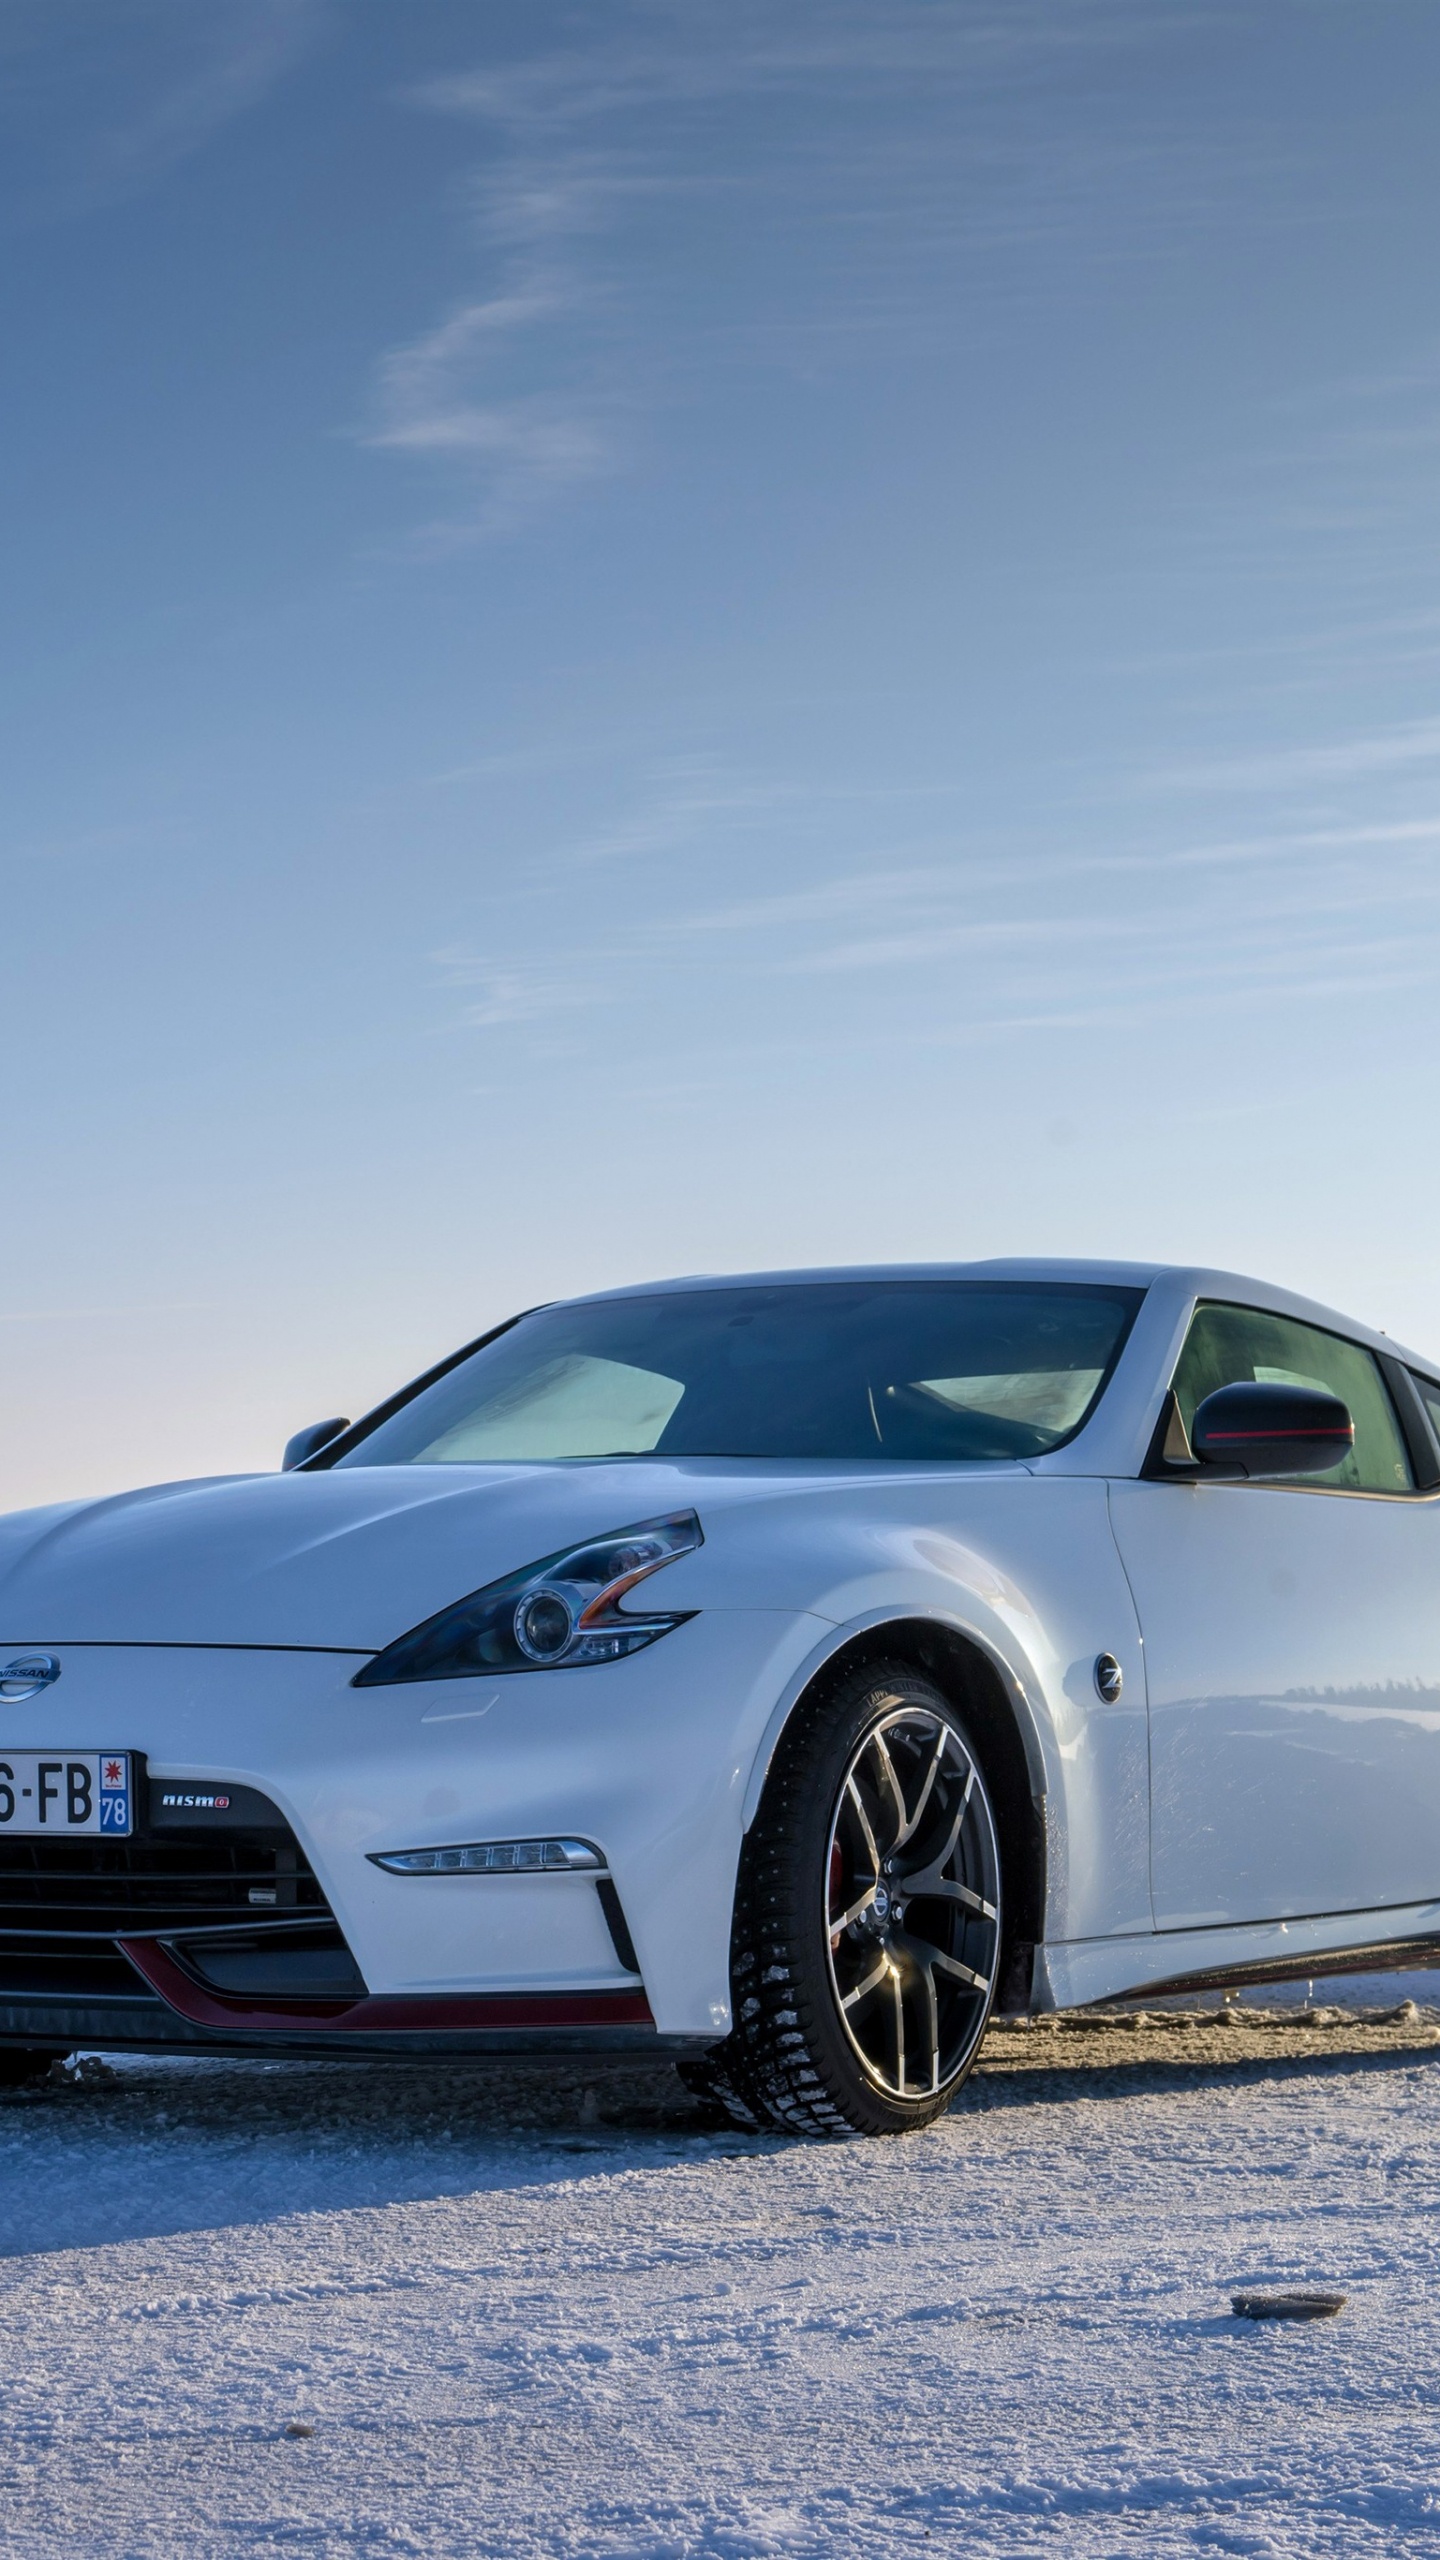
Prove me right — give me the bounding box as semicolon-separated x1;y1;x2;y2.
1108;1301;1440;1930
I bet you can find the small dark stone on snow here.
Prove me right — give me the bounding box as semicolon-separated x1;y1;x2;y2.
283;2421;316;2438
1231;2290;1347;2322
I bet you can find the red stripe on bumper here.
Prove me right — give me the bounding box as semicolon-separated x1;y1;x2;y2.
117;1937;654;2034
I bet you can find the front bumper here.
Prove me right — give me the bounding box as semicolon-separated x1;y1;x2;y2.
0;1609;825;2051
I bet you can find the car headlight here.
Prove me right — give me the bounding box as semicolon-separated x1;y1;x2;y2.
352;1510;703;1687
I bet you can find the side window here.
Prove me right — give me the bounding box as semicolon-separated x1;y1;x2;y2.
1172;1303;1413;1494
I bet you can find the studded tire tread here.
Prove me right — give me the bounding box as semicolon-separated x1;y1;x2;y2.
700;1661;1001;2139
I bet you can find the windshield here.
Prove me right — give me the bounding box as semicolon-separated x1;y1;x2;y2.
335;1280;1142;1466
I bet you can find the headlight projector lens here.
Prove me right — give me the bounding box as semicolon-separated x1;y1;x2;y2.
514;1587;577;1662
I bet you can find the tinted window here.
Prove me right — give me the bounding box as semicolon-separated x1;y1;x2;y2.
1172;1304;1412;1494
338;1282;1143;1466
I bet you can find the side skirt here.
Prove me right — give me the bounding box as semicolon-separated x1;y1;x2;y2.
1037;1901;1440;2011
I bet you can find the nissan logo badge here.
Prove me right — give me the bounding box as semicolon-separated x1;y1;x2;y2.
0;1653;62;1702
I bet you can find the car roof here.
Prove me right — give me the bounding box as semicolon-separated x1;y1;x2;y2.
568;1258;1167;1299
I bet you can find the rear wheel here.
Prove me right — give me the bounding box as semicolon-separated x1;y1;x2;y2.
699;1664;1002;2136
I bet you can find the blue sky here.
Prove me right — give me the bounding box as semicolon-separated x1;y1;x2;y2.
4;0;1440;1504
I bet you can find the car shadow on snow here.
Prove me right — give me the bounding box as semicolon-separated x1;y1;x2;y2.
0;2035;1429;2261
962;2036;1437;2112
0;2052;749;2259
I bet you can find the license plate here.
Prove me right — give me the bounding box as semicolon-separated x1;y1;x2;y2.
0;1752;132;1837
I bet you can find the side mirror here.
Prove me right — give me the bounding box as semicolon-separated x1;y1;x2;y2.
282;1417;351;1472
1190;1381;1353;1477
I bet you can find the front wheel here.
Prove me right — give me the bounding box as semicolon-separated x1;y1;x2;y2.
695;1664;1003;2137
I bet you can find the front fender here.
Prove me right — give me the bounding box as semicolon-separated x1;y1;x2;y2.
733;1478;1149;1945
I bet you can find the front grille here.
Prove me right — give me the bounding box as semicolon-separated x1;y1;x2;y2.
0;1938;143;1999
0;1829;332;1938
0;1812;345;2007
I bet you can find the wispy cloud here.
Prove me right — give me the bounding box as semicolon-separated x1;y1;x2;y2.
365;290;611;535
423;778;1440;1070
371;292;560;448
429;950;615;1028
365;0;1208;543
358;198;618;540
560;765;844;868
1152;717;1440;794
679;866;952;936
102;0;322;193
412;5;1174;133
613;806;1440;931
0;0;325;221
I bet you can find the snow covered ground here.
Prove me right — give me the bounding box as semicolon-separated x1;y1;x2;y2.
3;2011;1440;2558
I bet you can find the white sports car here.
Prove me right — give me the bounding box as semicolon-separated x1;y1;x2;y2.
2;1259;1439;2135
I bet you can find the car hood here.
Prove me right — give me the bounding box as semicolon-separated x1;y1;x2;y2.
0;1458;975;1651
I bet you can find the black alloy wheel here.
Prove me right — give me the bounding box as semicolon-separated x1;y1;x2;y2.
682;1663;1002;2136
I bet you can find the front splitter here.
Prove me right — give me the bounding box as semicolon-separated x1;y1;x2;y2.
0;1993;710;2060
120;1933;656;2037
0;1943;717;2061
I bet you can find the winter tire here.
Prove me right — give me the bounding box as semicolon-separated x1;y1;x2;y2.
704;1663;1003;2136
